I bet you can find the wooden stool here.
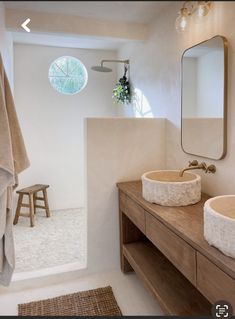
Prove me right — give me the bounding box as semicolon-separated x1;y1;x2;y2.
13;184;50;227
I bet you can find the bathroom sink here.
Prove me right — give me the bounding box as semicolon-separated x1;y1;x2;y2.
204;195;235;258
141;170;201;206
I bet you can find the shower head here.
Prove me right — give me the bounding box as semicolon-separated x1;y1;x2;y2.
91;59;129;73
91;65;113;72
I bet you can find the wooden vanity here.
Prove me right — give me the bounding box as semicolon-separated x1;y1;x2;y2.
117;181;235;315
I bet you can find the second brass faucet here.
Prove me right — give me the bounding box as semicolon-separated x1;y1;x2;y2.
179;160;216;177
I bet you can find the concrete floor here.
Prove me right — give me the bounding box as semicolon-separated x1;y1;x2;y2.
4;206;163;316
0;269;163;316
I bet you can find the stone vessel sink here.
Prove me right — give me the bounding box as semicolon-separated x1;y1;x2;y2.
141;170;201;206
204;195;235;259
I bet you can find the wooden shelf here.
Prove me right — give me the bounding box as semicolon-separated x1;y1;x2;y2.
123;241;212;316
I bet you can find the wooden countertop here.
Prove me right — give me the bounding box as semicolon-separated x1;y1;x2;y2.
117;180;235;280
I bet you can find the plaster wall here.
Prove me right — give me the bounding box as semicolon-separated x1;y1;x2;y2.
5;8;148;41
0;2;13;87
14;44;118;210
118;1;235;196
86;118;166;271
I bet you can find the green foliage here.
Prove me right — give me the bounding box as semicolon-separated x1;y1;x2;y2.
112;75;131;104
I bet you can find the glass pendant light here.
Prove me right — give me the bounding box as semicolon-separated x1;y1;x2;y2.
193;1;212;23
175;7;190;33
195;1;211;18
175;1;212;32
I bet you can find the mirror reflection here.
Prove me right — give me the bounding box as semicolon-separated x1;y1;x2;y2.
181;35;227;160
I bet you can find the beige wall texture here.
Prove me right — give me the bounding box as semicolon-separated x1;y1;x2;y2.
0;2;13;87
14;44;118;210
86;118;166;272
118;1;235;196
5;8;148;41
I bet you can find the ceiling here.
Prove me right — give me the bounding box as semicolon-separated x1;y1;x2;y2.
4;1;173;23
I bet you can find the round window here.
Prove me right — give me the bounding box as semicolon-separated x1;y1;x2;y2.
48;56;88;95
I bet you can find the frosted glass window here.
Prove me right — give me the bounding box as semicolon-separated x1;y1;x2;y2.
48;56;88;95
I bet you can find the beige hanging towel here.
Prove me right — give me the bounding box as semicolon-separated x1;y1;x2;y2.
0;53;30;286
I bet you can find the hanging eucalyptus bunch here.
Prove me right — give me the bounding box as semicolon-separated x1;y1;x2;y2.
112;65;131;104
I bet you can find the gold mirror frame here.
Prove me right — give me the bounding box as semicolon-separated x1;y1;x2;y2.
181;35;228;160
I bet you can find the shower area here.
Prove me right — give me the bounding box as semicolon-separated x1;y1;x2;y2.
13;207;86;278
11;43;119;280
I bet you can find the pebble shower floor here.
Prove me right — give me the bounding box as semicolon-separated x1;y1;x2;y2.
13;208;86;273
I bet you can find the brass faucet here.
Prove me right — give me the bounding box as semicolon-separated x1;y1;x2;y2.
179;160;216;177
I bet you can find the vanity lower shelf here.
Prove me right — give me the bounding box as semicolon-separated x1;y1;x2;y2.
123;241;211;316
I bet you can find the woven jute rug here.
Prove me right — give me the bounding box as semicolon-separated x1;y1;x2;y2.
18;286;122;316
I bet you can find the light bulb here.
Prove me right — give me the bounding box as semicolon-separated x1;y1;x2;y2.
198;5;206;17
195;1;211;18
175;8;190;33
180;16;187;29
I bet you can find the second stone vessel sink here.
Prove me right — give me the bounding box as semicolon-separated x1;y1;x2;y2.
141;170;201;206
204;195;235;258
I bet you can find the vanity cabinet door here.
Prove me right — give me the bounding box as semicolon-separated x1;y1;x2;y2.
146;213;196;285
197;252;235;308
125;196;145;234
